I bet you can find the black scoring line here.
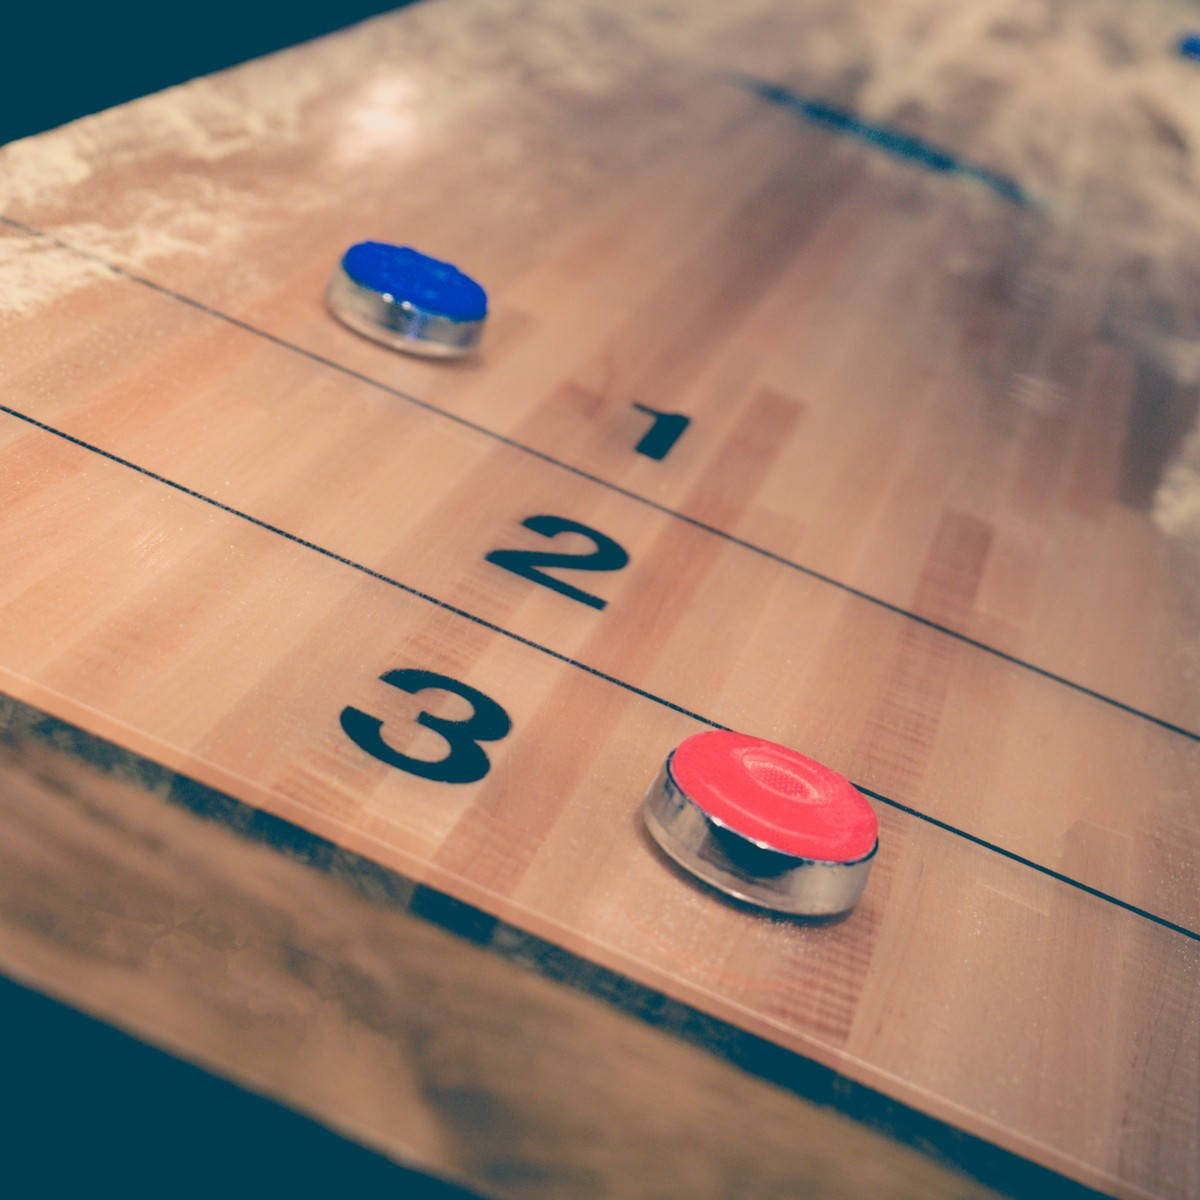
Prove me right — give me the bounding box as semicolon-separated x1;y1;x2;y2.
3;215;1197;747
856;786;1198;943
0;403;716;729
1;401;1197;945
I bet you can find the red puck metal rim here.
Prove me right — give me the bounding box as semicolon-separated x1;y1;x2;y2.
642;731;878;916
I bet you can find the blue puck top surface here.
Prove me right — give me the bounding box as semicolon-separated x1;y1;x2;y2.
1180;33;1200;61
341;242;488;322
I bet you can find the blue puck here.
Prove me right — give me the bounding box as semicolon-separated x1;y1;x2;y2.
328;241;488;358
1180;33;1200;61
341;242;487;322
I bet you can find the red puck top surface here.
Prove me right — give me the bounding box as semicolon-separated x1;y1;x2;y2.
668;731;877;863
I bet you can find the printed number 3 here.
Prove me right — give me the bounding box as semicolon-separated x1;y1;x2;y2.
340;668;512;784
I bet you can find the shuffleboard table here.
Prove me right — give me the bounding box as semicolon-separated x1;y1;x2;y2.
2;1;1198;1196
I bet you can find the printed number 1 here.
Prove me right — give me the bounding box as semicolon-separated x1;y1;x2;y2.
340;668;512;784
633;403;690;460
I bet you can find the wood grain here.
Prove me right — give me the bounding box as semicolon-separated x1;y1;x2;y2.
0;719;1021;1200
2;1;1199;1197
0;258;1194;928
0;394;1194;1197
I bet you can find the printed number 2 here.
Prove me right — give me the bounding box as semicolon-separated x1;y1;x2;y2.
340;668;512;784
485;515;629;610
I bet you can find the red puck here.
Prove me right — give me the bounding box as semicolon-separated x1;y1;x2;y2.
670;730;877;862
642;731;878;915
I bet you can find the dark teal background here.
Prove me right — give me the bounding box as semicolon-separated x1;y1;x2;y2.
0;972;481;1196
2;2;419;146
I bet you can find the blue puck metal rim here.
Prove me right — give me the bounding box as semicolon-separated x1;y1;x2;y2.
327;241;487;358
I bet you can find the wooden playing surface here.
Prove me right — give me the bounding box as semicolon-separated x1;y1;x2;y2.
1;1;1198;1196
